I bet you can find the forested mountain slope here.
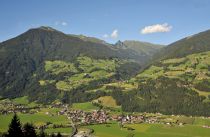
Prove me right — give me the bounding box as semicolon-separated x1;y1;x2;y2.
113;30;210;116
1;27;210;116
0;26;152;102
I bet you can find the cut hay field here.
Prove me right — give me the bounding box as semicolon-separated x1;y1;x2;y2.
93;96;119;108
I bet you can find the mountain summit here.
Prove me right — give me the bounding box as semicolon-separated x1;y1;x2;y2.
0;27;210;116
0;27;159;99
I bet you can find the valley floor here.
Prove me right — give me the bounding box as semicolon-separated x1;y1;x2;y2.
1;112;210;137
1;116;210;137
0;96;210;137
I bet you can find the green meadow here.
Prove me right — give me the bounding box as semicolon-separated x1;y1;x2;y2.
84;123;210;137
72;102;99;111
134;51;210;101
0;113;69;133
39;56;124;92
1;113;210;137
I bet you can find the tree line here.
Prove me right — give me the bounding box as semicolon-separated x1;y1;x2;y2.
112;77;210;116
1;113;62;137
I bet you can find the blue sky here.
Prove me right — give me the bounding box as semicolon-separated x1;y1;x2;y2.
0;0;210;45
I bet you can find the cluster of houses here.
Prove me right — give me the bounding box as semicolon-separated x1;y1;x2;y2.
2;100;210;129
60;109;109;124
0;100;160;126
0;99;41;115
0;100;29;114
114;114;159;124
56;107;160;125
202;125;210;129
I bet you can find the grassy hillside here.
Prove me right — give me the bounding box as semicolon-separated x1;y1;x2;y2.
40;56;123;91
110;51;210;116
72;102;99;111
0;26;143;102
1;27;210;116
134;51;210;99
20;54;143;104
93;96;120;108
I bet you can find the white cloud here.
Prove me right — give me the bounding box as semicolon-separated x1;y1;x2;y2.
141;23;172;34
111;29;118;39
55;21;59;25
55;21;68;26
103;29;119;39
103;34;109;38
61;22;67;26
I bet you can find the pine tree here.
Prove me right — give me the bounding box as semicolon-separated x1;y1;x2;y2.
50;133;55;137
23;123;37;137
7;113;23;137
57;132;62;137
38;127;46;137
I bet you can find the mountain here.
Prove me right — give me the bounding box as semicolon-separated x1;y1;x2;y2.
69;34;109;45
153;29;210;61
1;26;210;116
123;50;210;116
0;26;154;102
117;30;210;116
123;40;163;56
115;40;163;57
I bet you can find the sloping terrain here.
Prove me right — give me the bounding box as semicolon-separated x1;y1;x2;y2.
153;29;210;61
114;40;163;60
1;27;210;116
113;51;210;116
0;26;151;102
123;40;163;56
109;30;210;116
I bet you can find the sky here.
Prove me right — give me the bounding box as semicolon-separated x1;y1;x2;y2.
0;0;210;45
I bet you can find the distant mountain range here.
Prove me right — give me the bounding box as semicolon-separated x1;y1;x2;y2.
116;40;163;56
0;26;210;116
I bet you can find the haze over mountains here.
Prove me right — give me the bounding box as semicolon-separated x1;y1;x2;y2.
0;26;210;116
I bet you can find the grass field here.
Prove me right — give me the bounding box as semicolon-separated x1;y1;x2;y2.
1;113;210;136
72;102;99;111
83;123;210;137
93;96;119;108
45;128;72;135
12;96;29;105
2;95;210;136
0;113;69;133
0;96;39;109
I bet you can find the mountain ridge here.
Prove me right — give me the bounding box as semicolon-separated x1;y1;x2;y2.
1;26;210;116
153;29;210;61
0;26;155;100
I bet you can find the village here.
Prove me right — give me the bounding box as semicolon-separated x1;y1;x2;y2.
0;100;187;126
1;99;210;137
0;100;161;125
